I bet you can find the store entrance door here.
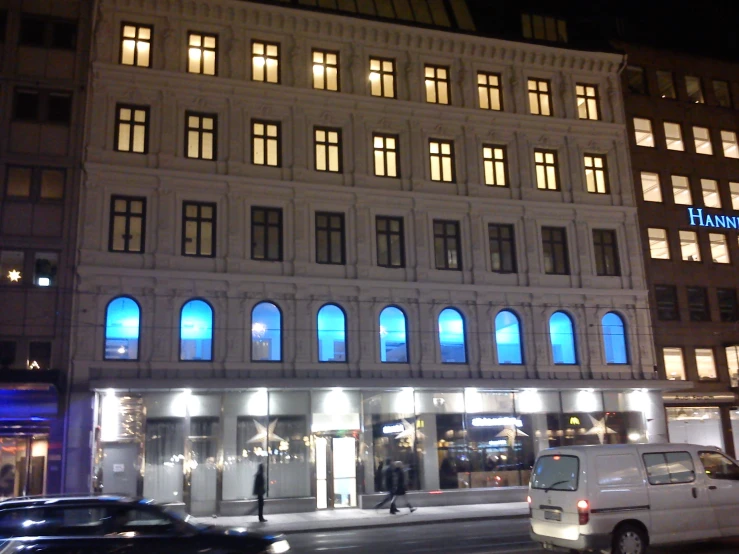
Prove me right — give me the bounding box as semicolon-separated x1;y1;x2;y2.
0;437;47;499
315;435;357;509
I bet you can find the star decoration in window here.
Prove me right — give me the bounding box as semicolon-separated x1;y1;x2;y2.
7;269;21;282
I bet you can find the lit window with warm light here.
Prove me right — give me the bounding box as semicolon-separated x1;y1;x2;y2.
685;75;704;103
721;130;739;158
648;228;670;260
534;150;558;190
429;139;455;182
640;172;662;202
185;112;216;160
576;84;599;120
633;117;654;147
188;32;217;76
373;134;399;178
696;349;717;380
664;122;684;151
671;175;692;205
710;233;730;264
424;65;450;104
483;145;506;186
680;230;700;262
115;104;149;153
312;50;339;91
528;78;551;116
693;126;713;155
701;178;721;208
731;182;739;209
369;57;395;98
477;72;502;110
120;23;151;67
314;127;341;173
663;347;685;380
252;120;280;167
0;251;24;285
584;154;607;194
252;41;279;83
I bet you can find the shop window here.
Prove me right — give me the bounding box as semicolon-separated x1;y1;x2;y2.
373;134;399;178
701;179;721;208
576;84;599;120
633;118;654;147
713;80;732;108
640;172;662;203
528;78;552;116
656;70;676;99
477;72;502;110
624;66;647;95
251;206;282;261
0;250;24;285
376;216;404;268
317;304;346;362
109;195;146;253
721;131;739;158
369;57;395;98
494;310;523;364
655;285;679;321
686;75;704;103
710;233;730;264
182;201;215;257
429;139;455;182
33;252;57;287
549;311;576;365
143;419;184;503
695;349;717;380
185;112;217;160
671;175;692;205
252;120;280;167
314;127;342;172
424;65;450;104
251;301;281;362
482;145;507;187
105;296;140;361
680;230;701;262
534;150;559;190
438;308;466;363
115;104;149;153
312;50;339;91
120;23;151;67
27;342;51;370
693;126;713;155
379;306;408;363
648;228;670;260
663;347;685;380
180;299;213;361
188;32;217;75
664;122;684;151
584;154;607;194
717;288;738;322
687;286;710;321
252;41;280;83
602;312;627;364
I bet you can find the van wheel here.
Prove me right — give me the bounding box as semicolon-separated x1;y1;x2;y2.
612;524;647;554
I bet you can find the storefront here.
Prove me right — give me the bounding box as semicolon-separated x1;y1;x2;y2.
93;387;663;515
663;392;739;457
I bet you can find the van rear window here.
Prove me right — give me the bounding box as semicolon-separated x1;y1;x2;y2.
531;455;579;491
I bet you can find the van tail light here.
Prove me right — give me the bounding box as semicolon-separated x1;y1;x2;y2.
577;500;590;525
527;495;532;517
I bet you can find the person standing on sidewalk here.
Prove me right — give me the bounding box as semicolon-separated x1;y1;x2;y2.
373;458;395;511
390;461;416;514
253;463;267;522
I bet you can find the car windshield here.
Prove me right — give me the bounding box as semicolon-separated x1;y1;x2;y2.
531;455;579;491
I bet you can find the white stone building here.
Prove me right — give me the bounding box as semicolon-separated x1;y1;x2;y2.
68;0;682;514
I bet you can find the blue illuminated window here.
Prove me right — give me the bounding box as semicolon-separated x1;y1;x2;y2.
180;299;213;361
105;296;140;360
602;312;628;364
495;310;522;364
379;306;408;363
549;311;576;364
252;301;282;362
317;304;346;362
438;308;466;363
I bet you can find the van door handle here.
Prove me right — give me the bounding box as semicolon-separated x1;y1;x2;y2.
692;487;698;498
708;485;718;490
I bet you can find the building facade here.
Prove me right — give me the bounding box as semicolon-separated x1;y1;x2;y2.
0;0;91;499
67;0;679;513
622;44;739;457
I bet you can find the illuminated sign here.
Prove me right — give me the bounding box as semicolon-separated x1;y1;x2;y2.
382;423;404;434
470;417;522;428
687;207;739;229
569;416;581;425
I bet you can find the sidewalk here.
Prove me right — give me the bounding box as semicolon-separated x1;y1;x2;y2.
193;501;529;534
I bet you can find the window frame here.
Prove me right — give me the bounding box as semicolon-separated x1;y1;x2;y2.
312;49;340;91
252;119;281;167
584;153;608;194
592;229;620;277
184;111;217;161
251;206;283;262
187;31;217;76
104;295;142;362
424;64;450;105
541;226;569;275
375;215;405;269
477;71;502;111
119;22;152;67
528;78;552;116
315;211;346;265
314;126;342;173
251;40;280;84
534;149;559;191
369;57;396;98
648;227;670;260
433;219;462;271
316;303;348;363
179;298;214;362
488;223;516;273
114;103;149;154
181;200;216;258
482;144;507;187
108;195;147;253
640;171;662;203
575;83;600;120
429;138;455;183
372;133;400;178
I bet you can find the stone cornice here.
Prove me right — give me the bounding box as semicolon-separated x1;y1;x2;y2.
111;0;623;74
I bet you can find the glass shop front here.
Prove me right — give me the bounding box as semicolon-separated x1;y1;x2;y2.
93;388;652;515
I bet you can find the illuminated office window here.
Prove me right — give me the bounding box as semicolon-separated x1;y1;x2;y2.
483;145;506;186
424;65;450;104
252;41;279;83
721;130;739;158
312;49;339;91
528;78;552;116
672;175;692;205
120;23;151;67
633;117;654;147
640;172;662;202
477;72;502;110
429;139;455;182
369;57;395;98
648;228;670;260
314;127;342;172
701;178;721;208
663;347;685;380
584;154;607;194
664;122;684;151
709;233;730;264
693;126;713;155
680;230;700;262
534;150;558;190
188;32;216;75
576;84;599;120
373;134;399;178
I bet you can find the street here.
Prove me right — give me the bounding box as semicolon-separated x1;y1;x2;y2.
285;518;739;554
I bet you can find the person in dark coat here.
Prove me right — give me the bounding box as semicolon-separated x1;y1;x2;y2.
252;463;267;522
373;458;395;510
390;461;416;514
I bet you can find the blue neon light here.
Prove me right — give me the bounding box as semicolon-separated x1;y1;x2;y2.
687;207;739;229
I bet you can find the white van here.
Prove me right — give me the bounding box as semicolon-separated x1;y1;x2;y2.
529;443;739;554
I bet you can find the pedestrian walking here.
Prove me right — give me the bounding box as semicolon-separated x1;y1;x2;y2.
252;463;267;522
373;458;394;510
390;461;416;514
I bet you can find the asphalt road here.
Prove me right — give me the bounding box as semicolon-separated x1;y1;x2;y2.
285;518;739;554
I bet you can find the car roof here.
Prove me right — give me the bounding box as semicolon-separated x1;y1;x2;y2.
0;495;154;510
537;443;722;456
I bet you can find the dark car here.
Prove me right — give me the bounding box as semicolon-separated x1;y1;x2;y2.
0;495;290;554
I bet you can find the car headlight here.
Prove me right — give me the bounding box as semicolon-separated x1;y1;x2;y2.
267;539;290;554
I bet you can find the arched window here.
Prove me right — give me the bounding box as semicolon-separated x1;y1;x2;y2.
495;310;523;364
549;311;576;364
252;301;282;362
602;312;628;364
105;296;140;360
438;308;466;363
379;306;408;363
180;299;213;361
317;304;346;362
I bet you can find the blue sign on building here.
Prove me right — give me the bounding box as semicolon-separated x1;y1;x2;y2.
687;207;739;229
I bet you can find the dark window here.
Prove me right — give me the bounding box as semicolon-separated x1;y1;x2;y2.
713;80;733;108
717;288;738;322
315;212;345;265
182;201;216;257
19;16;76;49
593;229;620;276
433;220;461;270
0;341;16;369
13;89;39;121
28;341;51;370
376;216;404;268
655;285;679;321
625;66;647;95
185;112;217;160
314;127;342;173
0;11;6;43
115;104;149;153
656;70;676;99
699;451;739;480
47;93;72;124
488;223;516;273
542;226;569;275
13;89;73;124
251;207;282;261
5;166;65;200
109;195;146;253
521;14;568;43
687;286;710;322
